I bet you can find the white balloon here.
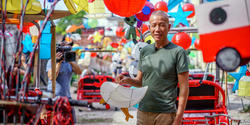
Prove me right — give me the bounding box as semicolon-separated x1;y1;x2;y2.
100;82;148;108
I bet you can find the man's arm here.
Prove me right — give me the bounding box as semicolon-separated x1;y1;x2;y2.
48;61;62;80
116;70;143;87
69;61;82;75
173;71;189;125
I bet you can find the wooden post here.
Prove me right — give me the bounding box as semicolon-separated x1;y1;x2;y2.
51;21;56;97
50;21;56;125
225;72;228;106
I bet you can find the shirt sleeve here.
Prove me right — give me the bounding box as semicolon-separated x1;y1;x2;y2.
46;60;51;72
176;48;189;74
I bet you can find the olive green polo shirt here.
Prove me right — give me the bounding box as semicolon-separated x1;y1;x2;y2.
138;42;189;113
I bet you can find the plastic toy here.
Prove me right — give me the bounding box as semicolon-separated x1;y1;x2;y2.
124;16;142;44
196;0;250;71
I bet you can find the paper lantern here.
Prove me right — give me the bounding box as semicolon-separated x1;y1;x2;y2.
154;1;168;13
183;3;195;18
104;0;147;17
116;27;125;37
172;32;191;50
136;1;155;21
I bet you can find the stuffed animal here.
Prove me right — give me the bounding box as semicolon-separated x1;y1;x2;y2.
124;16;142;44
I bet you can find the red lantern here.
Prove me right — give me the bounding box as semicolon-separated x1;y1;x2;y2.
183;3;195;18
91;52;97;57
136;1;155;21
116;27;125;37
98;29;104;35
172;32;191;50
154;1;168;13
111;42;119;48
104;0;147;17
194;39;200;50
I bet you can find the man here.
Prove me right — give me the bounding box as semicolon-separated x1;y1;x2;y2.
47;41;82;122
116;11;189;125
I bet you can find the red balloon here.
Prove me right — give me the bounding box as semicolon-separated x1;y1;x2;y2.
136;1;155;21
194;39;200;50
116;27;125;37
111;42;119;48
104;0;147;17
91;52;97;57
154;1;168;13
172;32;191;50
183;3;195;18
98;29;104;35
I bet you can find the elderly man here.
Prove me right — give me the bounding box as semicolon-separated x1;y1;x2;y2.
116;11;189;125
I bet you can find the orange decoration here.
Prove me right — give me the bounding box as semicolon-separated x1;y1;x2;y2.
116;27;125;37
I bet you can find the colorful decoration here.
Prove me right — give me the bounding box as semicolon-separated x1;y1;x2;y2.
83;19;90;29
172;32;191;50
90;52;97;57
103;37;112;48
116;27;125;37
124;16;140;43
93;31;103;43
194;39;200;50
88;0;95;3
182;3;195;18
168;0;183;11
103;0;147;17
88;18;98;28
22;34;34;54
64;0;89;14
88;0;107;18
229;65;248;92
154;1;168;12
136;1;155;22
168;5;192;27
98;29;104;35
111;42;119;48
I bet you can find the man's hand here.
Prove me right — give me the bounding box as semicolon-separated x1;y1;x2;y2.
172;115;182;125
56;52;63;62
115;74;125;84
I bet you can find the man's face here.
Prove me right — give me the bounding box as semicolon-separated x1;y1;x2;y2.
149;15;170;43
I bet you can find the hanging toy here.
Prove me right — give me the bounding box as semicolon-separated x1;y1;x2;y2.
124;16;142;44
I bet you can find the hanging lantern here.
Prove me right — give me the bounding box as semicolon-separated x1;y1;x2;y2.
136;1;155;21
183;3;195;18
172;32;191;50
154;1;168;13
104;0;147;17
